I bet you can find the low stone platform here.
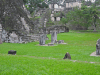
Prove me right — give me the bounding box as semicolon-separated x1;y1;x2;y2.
59;43;67;44
48;43;54;46
90;51;100;57
36;43;57;46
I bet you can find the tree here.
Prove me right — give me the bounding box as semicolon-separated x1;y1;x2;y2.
89;0;100;31
61;6;90;29
61;0;100;31
61;17;68;25
23;0;48;13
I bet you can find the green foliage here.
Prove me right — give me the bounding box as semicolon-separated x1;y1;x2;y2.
30;16;41;20
54;12;61;17
61;1;100;30
46;21;54;27
61;17;67;25
23;0;27;3
24;0;48;13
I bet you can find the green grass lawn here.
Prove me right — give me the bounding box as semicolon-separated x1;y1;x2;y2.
0;30;100;75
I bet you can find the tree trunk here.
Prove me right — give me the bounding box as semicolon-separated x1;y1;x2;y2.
93;18;97;32
93;25;96;32
93;23;97;32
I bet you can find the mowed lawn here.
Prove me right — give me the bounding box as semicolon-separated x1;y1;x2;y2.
0;30;100;75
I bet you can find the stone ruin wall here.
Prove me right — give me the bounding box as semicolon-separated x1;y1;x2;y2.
39;25;69;34
0;0;70;43
0;0;34;33
0;0;36;43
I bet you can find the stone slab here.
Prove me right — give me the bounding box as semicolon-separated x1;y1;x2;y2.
90;51;100;57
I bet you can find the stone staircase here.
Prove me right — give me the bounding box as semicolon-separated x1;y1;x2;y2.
18;33;42;43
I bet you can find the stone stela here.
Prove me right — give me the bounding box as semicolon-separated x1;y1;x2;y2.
51;30;57;44
39;34;45;45
96;39;100;55
39;18;47;45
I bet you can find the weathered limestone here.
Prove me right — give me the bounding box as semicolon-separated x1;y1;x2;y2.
0;24;2;44
51;30;57;44
0;38;2;44
63;52;71;60
31;34;40;42
1;30;8;42
48;43;54;46
0;0;35;43
1;29;35;43
0;24;2;39
96;39;100;55
9;32;19;43
39;34;45;45
39;19;47;45
43;27;47;40
8;50;17;55
21;17;30;33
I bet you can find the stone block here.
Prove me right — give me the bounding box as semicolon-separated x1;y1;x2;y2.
48;43;54;46
8;50;17;55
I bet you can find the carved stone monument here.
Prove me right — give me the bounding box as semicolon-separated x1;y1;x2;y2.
96;39;100;55
51;30;57;44
39;34;45;45
43;27;47;40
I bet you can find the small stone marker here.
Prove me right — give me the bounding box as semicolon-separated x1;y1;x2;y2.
96;39;100;55
51;30;57;44
39;34;45;45
63;52;71;60
8;50;17;55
